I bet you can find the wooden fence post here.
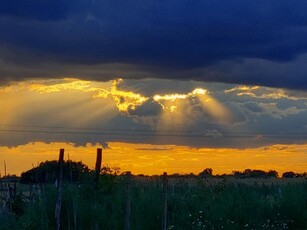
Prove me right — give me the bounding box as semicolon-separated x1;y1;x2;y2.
125;171;132;230
95;148;102;189
4;160;6;177
13;181;16;196
162;172;168;230
55;148;64;230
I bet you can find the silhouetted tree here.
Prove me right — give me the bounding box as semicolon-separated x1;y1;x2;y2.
20;160;90;184
267;170;278;178
198;168;213;178
232;171;242;178
249;170;267;178
282;171;296;178
101;165;120;175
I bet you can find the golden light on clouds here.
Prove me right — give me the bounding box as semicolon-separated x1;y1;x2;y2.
0;142;306;176
153;93;188;101
0;78;110;94
153;87;208;114
153;87;231;124
0;78;231;126
0;78;149;115
157;97;186;129
28;79;102;94
153;87;208;104
225;85;260;94
94;79;149;112
225;85;305;100
197;94;231;123
0;78;118;127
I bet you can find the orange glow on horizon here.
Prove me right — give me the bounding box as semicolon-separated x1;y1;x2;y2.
0;142;306;176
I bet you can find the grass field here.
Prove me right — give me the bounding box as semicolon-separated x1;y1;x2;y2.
1;176;306;230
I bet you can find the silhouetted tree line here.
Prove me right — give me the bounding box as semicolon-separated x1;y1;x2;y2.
197;168;306;179
231;169;279;179
15;162;307;184
196;168;279;178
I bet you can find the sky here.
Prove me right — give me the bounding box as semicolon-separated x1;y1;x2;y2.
0;1;306;176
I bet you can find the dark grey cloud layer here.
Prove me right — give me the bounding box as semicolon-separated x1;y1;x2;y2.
1;1;307;89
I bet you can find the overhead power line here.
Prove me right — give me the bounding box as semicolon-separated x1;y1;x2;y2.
0;124;306;139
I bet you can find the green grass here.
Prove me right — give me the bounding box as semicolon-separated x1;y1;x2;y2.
1;177;306;230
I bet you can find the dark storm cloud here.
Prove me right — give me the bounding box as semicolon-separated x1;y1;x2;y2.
1;0;307;89
0;0;71;21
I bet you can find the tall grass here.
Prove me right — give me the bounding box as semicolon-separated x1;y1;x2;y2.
1;176;306;229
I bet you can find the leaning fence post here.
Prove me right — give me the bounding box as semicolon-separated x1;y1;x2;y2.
55;148;64;230
125;171;132;230
162;172;168;230
94;148;102;189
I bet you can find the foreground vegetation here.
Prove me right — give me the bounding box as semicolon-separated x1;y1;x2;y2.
0;162;306;229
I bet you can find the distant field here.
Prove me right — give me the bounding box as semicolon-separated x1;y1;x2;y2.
1;176;306;230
